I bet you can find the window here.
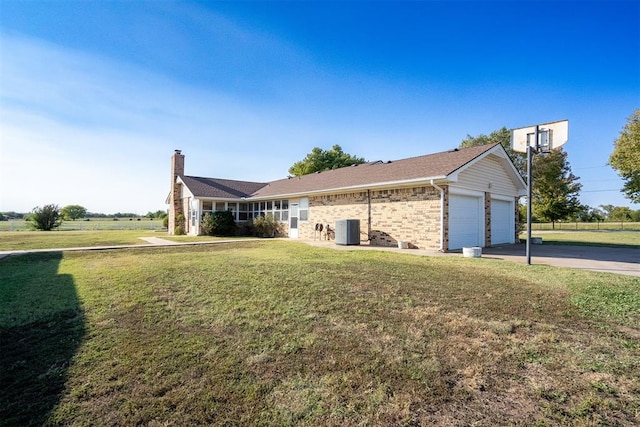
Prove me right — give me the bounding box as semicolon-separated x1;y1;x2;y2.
238;203;248;221
299;197;309;222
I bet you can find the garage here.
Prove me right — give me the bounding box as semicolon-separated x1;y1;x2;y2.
490;198;514;245
448;193;483;250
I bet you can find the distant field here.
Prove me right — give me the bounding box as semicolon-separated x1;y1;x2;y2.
0;218;165;232
529;221;640;231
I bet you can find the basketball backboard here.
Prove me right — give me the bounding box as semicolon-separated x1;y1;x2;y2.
511;119;568;153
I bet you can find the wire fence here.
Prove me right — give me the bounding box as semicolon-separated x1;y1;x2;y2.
528;222;640;231
0;219;166;232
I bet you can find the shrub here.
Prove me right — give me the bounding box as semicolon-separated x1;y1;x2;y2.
201;211;236;236
174;213;186;235
251;213;282;237
30;204;63;231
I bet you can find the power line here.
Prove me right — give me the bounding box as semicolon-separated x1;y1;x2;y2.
579;178;620;183
573;165;609;170
581;189;620;193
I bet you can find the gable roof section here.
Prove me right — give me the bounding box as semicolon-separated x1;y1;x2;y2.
179;176;267;199
252;143;506;198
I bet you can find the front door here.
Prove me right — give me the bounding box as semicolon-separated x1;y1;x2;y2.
289;203;299;238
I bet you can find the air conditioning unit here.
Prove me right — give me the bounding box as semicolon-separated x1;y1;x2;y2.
335;219;360;245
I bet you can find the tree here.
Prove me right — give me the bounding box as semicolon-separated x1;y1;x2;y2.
31;204;63;231
288;145;365;176
61;204;87;221
609;109;640;203
459;127;526;177
607;206;633;222
532;149;582;228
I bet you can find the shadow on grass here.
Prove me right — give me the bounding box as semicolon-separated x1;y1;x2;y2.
0;252;85;426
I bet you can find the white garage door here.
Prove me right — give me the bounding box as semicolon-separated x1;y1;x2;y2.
449;194;483;250
491;199;514;245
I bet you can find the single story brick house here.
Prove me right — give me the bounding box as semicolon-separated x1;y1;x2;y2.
167;143;526;251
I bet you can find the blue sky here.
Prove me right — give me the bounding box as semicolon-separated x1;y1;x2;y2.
1;0;638;214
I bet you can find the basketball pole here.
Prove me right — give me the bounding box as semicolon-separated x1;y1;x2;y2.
526;125;538;266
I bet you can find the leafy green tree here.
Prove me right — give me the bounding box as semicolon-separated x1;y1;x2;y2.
31;204;63;231
607;206;633;222
609;109;640;203
459;127;526;177
570;204;605;222
61;204;87;221
532;149;582;228
289;145;365;177
145;210;167;219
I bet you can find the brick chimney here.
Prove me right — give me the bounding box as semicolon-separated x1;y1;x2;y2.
168;150;185;235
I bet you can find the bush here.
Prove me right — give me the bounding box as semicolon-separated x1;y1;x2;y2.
201;211;236;236
174;213;186;235
251;213;282;237
30;204;63;231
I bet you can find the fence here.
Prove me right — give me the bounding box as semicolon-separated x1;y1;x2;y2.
528;222;640;231
0;219;166;232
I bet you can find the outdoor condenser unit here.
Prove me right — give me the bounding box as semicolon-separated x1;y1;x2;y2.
335;219;360;246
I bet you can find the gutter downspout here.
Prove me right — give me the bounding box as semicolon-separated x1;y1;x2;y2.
430;179;444;251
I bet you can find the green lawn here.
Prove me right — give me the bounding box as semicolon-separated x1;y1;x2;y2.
0;230;162;251
1;241;638;426
520;230;640;249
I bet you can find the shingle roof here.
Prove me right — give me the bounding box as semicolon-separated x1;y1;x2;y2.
252;143;500;198
181;176;267;199
181;143;507;200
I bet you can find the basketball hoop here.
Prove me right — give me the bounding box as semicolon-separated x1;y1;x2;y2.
510;119;569;266
511;119;568;153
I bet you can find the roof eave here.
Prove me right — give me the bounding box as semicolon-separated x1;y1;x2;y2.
249;175;449;200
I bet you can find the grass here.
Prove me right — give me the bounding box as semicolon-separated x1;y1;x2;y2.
162;235;255;243
1;241;639;426
0;230;160;251
520;230;640;249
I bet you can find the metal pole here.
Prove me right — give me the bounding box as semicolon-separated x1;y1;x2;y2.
526;125;538;265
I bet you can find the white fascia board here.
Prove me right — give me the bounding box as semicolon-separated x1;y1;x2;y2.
248;176;449;200
448;144;526;190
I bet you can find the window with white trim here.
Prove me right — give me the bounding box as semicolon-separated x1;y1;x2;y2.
299;197;309;222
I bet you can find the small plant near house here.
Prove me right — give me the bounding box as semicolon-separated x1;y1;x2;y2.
251;213;282;237
29;204;63;231
174;213;186;235
200;211;236;236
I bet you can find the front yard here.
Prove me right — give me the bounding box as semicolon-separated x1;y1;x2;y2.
1;241;639;425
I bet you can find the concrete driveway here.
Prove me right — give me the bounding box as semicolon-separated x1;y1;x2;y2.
481;243;640;277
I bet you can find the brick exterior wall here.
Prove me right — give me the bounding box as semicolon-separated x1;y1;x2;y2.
298;186;443;250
